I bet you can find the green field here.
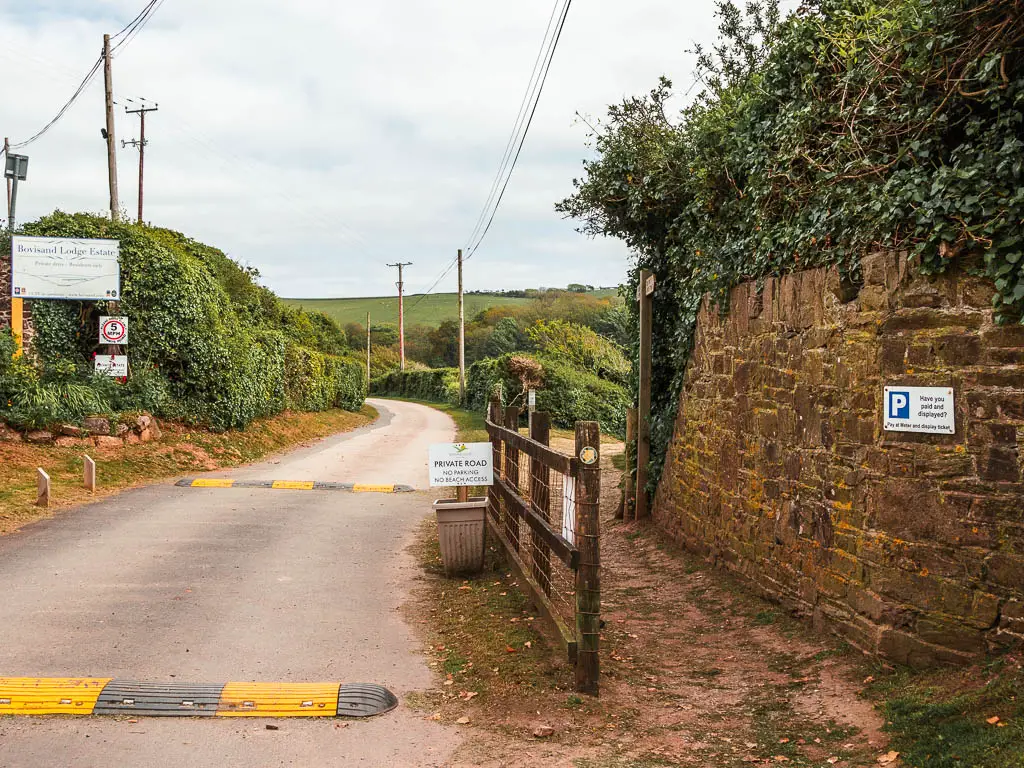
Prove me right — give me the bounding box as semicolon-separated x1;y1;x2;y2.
283;289;620;329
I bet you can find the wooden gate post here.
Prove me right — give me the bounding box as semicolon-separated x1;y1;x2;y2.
503;406;521;552
636;270;655;518
623;407;637;520
488;394;502;524
529;411;552;595
574;421;601;695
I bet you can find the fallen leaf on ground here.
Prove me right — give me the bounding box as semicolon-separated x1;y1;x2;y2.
506;646;517;653
987;716;1001;725
524;641;532;649
456;716;470;724
877;751;900;765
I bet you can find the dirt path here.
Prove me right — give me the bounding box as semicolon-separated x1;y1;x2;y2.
408;438;889;767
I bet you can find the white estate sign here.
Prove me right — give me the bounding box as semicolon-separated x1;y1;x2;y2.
883;386;955;435
95;355;129;378
99;316;128;345
429;442;494;487
11;236;121;300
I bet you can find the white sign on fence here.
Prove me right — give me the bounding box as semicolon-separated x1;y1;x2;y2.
883;386;955;435
99;316;128;345
11;236;121;300
562;475;576;545
429;442;494;487
95;355;128;378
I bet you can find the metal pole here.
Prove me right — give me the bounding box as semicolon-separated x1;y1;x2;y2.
8;176;18;232
458;248;466;403
103;34;120;220
366;311;371;383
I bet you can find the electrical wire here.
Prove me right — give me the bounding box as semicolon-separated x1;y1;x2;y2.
406;0;573;313
9;57;103;149
463;0;573;262
7;0;169;149
462;0;564;253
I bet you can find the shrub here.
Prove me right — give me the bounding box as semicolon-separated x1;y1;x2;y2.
466;353;628;437
2;212;366;431
370;368;460;405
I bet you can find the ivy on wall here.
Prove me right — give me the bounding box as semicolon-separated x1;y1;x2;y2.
558;0;1024;486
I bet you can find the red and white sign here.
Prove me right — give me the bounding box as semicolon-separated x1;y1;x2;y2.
99;316;128;345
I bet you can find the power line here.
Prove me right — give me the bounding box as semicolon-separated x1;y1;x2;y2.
406;0;573;312
9;57;103;149
463;0;573;262
7;0;170;150
462;0;564;253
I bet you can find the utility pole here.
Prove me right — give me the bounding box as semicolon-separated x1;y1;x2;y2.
366;311;371;383
102;34;120;221
386;262;412;371
457;249;466;404
123;101;158;224
4;137;10;222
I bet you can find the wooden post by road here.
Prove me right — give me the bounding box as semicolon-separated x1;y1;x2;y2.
102;34;120;221
457;249;466;404
366;311;371;384
623;407;638;520
635;269;655;519
84;455;96;492
503;406;521;551
36;468;50;508
574;421;601;694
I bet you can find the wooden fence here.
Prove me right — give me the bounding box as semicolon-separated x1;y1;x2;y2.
485;396;601;694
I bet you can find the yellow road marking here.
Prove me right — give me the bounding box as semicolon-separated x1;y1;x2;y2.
352;484;395;494
271;480;315;490
191;479;235;488
0;677;111;716
216;682;339;717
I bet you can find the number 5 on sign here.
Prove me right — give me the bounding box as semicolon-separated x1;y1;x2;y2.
99;316;128;345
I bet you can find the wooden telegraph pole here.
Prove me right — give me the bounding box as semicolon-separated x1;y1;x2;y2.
387;262;412;371
457;248;466;404
102;34;120;221
124;102;158;224
635;270;655;518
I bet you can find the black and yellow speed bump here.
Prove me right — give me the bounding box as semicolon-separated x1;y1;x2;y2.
0;678;398;719
175;479;414;493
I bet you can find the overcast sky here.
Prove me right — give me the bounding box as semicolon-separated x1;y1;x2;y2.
0;0;795;300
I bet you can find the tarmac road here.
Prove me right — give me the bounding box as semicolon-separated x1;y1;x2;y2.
0;398;461;767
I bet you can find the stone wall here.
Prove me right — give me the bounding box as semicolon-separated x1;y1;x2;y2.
653;252;1024;666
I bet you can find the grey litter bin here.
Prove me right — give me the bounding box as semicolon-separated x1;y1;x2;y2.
432;497;487;574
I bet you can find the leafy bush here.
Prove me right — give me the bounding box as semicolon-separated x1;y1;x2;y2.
370;367;461;405
558;0;1024;486
465;353;627;437
0;213;366;432
527;319;630;384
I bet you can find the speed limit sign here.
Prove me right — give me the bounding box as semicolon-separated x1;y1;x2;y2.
99;316;128;345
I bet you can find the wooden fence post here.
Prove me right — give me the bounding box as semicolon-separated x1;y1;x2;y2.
623;408;637;520
488;394;502;525
36;468;50;508
574;421;600;695
529;411;552;595
636;269;655;518
503;406;521;552
84;455;96;493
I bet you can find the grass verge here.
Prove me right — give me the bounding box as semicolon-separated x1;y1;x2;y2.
0;405;376;535
867;653;1024;768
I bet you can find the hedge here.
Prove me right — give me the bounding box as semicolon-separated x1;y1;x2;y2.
0;212;366;431
370;368;460;406
372;353;629;438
